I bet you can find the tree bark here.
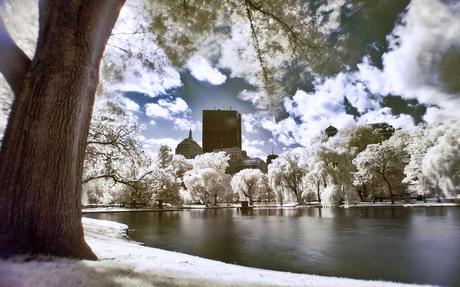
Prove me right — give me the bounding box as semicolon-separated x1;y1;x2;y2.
294;188;302;205
0;0;124;259
382;174;394;204
316;181;321;203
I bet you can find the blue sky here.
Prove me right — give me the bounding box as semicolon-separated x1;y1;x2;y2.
1;0;458;159
101;0;460;159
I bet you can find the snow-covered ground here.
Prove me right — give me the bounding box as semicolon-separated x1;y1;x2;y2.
346;202;459;208
0;218;433;287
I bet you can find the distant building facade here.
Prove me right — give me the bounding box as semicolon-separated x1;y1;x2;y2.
322;123;394;139
266;146;278;165
324;125;338;138
369;123;395;139
213;147;268;174
242;158;268;173
202;110;241;153
202;109;268;174
266;154;279;165
175;130;203;159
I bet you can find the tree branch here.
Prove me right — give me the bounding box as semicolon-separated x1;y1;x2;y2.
106;42;156;69
83;173;139;191
244;0;320;50
0;16;31;96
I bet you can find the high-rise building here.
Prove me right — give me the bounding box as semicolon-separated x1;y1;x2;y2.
202;110;241;153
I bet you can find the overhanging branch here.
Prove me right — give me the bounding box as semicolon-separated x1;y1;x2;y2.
244;0;320;50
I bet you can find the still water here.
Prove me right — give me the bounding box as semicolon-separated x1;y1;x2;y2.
86;207;460;286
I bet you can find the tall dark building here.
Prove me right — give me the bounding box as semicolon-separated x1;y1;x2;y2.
202;110;241;153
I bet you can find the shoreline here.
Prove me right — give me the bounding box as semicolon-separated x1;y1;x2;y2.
82;201;460;214
0;217;436;286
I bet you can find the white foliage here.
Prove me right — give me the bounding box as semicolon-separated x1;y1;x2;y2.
420;122;460;198
231;169;268;204
320;186;341;208
353;131;409;203
267;149;307;205
404;120;460;199
183;152;232;205
192;152;229;173
382;0;460;113
102;0;182;96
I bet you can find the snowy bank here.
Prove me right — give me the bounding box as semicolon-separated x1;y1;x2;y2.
343;202;460;208
0;218;432;287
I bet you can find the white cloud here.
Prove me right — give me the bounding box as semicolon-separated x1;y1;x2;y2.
315;0;348;34
242;137;266;159
166;98;189;114
220;0;460;149
238;90;268;110
260;0;460;146
173;118;191;131
145;97;190;120
101;1;182;97
244;145;265;159
173;118;201;132
242;113;259;134
218;20;261;88
187;55;227;85
143;137;180;152
381;0;460;112
261;117;299;146
145;103;170;119
117;96;140;112
243;138;265;147
358;108;415;131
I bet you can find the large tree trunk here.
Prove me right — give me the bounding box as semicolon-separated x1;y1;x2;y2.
316;182;321;203
382;175;394;204
0;0;124;259
295;191;302;205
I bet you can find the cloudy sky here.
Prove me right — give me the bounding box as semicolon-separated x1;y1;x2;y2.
2;0;459;159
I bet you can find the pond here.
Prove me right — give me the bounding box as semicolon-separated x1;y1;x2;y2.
85;207;460;286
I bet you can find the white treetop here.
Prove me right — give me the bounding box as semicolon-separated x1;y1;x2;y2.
420;121;460;198
183;152;232;206
353;131;409;204
267;149;307;205
231;169;270;205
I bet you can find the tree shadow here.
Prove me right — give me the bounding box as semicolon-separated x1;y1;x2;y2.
0;256;233;287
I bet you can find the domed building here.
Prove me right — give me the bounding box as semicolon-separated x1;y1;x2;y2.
266;146;278;165
266;154;278;165
175;130;203;159
324;125;338;138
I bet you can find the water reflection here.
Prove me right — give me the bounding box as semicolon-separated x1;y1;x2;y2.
86;207;460;286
